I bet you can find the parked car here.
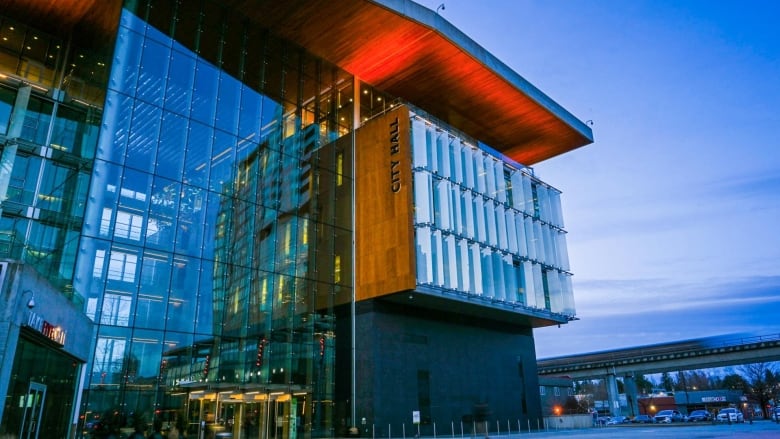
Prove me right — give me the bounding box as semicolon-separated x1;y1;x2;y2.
716;407;744;423
632;414;654;424
606;415;629;425
686;409;712;422
772;407;780;421
654;410;683;423
595;416;611;426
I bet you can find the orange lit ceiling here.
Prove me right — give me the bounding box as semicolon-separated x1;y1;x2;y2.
229;0;593;165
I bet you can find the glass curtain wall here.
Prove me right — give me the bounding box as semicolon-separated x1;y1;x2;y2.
73;1;354;438
410;112;574;317
0;14;108;298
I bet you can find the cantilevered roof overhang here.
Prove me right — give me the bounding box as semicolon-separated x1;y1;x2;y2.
230;0;593;165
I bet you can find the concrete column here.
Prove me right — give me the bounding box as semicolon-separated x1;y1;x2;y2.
605;374;621;416
0;86;32;218
353;76;361;129
623;375;639;417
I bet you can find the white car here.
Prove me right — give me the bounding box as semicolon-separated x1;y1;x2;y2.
716;408;744;423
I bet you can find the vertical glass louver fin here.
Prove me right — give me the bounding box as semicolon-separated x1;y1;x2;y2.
410;113;574;318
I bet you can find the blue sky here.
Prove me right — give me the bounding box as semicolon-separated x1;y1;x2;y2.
417;0;780;358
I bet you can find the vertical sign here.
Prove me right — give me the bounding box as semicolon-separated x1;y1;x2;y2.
355;105;416;300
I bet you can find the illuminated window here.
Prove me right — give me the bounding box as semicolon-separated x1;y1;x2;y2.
284;223;291;256
100;208;112;236
107;251;137;282
336;151;344;186
94;337;127;374
115;210;143;240
94;249;106;277
260;277;268;307
101;293;132;326
334;255;341;283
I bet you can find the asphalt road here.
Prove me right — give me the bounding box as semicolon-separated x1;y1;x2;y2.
494;420;780;438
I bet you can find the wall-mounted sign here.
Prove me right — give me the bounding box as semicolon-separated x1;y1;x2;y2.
701;396;726;403
389;116;401;193
26;311;66;346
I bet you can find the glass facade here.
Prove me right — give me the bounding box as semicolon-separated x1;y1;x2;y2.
71;3;356;438
0;13;105;297
410;112;575;317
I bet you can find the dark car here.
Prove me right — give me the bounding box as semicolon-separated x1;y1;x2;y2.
686;410;711;422
632;414;654;424
654;409;683;423
606;415;629;425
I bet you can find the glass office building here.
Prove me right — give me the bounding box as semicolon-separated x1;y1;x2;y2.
0;1;592;438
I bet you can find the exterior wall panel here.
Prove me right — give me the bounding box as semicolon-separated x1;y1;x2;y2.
355;106;416;300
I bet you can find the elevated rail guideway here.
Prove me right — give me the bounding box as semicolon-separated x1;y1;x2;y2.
537;333;780;416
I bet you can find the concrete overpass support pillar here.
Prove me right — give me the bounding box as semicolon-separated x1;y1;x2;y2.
606;374;621;416
623;375;639;417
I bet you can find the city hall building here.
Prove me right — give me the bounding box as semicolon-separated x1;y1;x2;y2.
0;1;592;438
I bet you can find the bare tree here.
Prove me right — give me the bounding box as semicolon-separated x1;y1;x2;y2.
739;362;780;418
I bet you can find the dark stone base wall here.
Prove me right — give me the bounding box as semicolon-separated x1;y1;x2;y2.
345;299;542;436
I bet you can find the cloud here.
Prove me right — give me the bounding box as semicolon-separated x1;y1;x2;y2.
572;275;780;317
535;275;780;358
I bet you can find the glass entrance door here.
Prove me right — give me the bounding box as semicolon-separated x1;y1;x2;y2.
19;381;46;439
188;391;303;439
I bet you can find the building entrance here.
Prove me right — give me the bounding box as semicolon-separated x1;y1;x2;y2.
187;389;306;439
20;382;46;439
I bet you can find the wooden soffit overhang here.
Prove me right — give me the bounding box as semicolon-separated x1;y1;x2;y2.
0;0;122;49
230;0;593;165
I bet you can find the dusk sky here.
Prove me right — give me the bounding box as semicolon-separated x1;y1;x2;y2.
417;0;780;358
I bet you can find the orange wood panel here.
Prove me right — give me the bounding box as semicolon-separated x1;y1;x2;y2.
355;106;417;300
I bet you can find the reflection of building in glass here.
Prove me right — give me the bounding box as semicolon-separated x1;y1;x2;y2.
0;1;592;439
